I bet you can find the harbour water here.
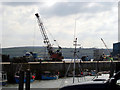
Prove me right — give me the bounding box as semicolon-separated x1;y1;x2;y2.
2;76;95;89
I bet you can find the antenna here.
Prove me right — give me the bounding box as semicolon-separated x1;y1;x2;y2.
74;19;77;40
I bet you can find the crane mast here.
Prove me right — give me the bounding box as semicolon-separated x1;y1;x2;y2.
35;13;63;61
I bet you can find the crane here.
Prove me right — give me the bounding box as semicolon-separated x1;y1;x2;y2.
101;38;111;55
35;13;64;61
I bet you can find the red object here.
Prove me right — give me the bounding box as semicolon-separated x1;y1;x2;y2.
32;75;35;79
50;54;64;60
58;72;59;75
81;72;83;75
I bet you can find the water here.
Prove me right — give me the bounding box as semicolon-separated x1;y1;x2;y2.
2;76;95;89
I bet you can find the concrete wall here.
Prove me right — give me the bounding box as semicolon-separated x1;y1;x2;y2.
2;61;120;82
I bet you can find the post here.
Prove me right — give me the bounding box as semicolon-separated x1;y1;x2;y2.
79;60;82;74
115;62;120;73
62;61;66;77
109;61;115;78
19;70;24;90
39;60;42;80
35;61;42;80
96;61;99;78
6;64;15;83
25;70;30;90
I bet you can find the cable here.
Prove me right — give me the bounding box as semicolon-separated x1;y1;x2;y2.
33;20;37;52
40;15;60;47
46;28;60;47
59;59;73;88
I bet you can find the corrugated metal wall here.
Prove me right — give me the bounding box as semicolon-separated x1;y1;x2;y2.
113;42;120;56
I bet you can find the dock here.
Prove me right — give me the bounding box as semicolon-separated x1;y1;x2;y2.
1;61;120;83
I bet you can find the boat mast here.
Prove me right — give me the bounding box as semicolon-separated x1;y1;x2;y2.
73;38;77;83
73;19;77;83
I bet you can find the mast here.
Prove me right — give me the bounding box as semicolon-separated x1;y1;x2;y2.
73;38;77;83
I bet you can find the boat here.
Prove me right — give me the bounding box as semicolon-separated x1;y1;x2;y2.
0;71;7;86
60;71;120;89
92;73;109;82
14;72;35;83
59;37;113;89
41;71;58;80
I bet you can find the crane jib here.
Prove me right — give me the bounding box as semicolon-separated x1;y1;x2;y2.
35;13;64;61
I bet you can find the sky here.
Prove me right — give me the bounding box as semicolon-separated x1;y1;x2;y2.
0;0;119;49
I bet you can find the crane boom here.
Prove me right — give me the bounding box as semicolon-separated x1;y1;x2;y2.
101;38;111;55
35;13;64;60
35;13;51;46
35;13;54;56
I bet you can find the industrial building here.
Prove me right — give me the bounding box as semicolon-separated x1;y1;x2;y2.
112;42;120;56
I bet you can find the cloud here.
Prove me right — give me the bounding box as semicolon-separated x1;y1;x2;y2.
39;2;116;17
1;2;118;48
2;2;117;17
2;4;40;47
2;2;40;6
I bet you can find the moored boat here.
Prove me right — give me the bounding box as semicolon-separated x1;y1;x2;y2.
14;72;35;83
0;71;7;86
41;71;58;80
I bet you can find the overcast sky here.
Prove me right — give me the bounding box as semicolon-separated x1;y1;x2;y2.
1;1;119;48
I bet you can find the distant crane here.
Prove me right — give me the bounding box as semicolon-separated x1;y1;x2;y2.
101;38;111;55
35;13;64;61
